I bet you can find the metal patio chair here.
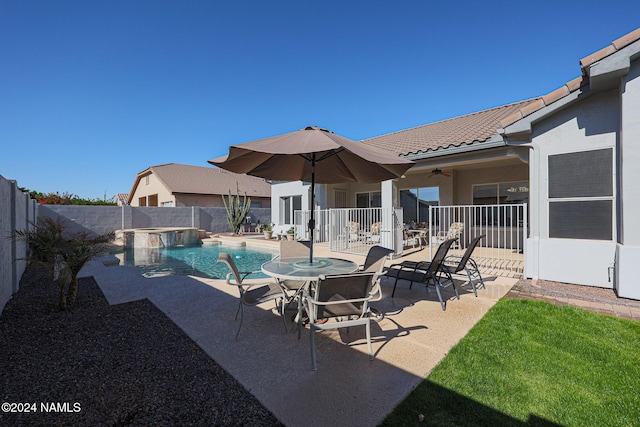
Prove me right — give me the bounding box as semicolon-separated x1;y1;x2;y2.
443;235;486;297
385;238;459;310
302;270;380;370
217;253;287;339
360;245;395;320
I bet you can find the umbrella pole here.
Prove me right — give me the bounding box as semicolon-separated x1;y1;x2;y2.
309;154;316;264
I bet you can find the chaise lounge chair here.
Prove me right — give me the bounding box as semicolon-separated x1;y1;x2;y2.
443;235;486;297
385;238;459;310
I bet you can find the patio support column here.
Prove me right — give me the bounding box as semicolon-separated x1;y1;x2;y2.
381;179;399;253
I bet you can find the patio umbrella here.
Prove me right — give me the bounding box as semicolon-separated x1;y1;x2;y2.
209;126;414;263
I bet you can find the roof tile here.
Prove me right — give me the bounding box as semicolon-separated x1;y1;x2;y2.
519;99;545;118
611;28;640;50
541;86;570;106
499;111;524;129
580;45;617;68
565;75;586;92
363;100;537;156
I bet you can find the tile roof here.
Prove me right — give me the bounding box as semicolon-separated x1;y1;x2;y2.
362;99;539;156
134;163;271;198
115;193;129;204
500;27;640;129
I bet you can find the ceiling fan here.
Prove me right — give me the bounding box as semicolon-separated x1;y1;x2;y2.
428;168;452;178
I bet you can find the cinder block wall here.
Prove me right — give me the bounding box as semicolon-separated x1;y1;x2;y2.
0;175;37;314
40;205;272;235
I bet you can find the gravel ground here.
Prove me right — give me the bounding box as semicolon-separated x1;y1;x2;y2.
0;265;283;426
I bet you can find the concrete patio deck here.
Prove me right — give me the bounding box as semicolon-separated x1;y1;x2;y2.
80;242;517;427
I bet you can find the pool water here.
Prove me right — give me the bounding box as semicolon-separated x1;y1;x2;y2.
116;244;278;279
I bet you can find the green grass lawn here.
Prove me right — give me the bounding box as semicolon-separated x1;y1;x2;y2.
381;298;640;426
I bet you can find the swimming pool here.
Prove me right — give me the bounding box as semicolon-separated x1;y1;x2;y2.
116;244;278;279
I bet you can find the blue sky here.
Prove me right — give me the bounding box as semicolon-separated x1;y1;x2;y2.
1;1;638;200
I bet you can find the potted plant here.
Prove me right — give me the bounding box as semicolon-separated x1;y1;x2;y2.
286;226;295;241
263;223;273;240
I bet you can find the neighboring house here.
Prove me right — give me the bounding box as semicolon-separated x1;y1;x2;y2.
272;27;640;300
115;193;129;206
128;163;271;208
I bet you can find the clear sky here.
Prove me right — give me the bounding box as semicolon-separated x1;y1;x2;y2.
1;1;638;200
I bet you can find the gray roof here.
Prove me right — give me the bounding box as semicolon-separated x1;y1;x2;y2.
129;163;271;202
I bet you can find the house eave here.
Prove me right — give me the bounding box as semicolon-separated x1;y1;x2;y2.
401;135;506;161
499;87;589;142
587;39;640;91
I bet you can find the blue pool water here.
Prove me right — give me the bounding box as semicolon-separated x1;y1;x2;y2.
117;244;278;279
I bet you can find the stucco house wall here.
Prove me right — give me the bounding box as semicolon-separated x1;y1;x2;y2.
454;163;528;205
271;181;311;232
616;57;640;299
130;172;174;206
525;90;619;288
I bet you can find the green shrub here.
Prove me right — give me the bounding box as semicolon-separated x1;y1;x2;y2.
11;217;114;309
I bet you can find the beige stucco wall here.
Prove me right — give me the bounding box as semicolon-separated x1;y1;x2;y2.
325;160;527;208
455;162;528;205
130;173;175;207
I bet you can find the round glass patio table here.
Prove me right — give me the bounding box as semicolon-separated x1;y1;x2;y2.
261;257;359;282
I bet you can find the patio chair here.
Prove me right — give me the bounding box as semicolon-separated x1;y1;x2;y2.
435;222;464;248
279;239;311;259
276;240;312;321
278;240;311;289
302;271;380;370
367;221;382;243
360;245;394;273
217;253;287;339
385;238;459;310
443;235;486;297
360;245;394;320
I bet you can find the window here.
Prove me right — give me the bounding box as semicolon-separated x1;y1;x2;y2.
356;191;381;208
472;182;528;226
400;187;439;224
334;190;347;208
280;195;302;224
138;197;146;206
162;201;174;207
548;149;613;240
145;175;149;185
473;181;529;205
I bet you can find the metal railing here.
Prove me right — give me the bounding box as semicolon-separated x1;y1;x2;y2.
428;203;527;277
295;203;527;277
295;208;403;256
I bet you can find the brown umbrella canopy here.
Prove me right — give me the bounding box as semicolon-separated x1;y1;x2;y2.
209;126;414;262
208;126;413;184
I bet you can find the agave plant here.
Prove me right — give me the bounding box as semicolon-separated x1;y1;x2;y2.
222;183;251;235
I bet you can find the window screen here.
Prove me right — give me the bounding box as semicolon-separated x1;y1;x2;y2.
548;149;613;198
548;148;614;241
549;200;612;240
